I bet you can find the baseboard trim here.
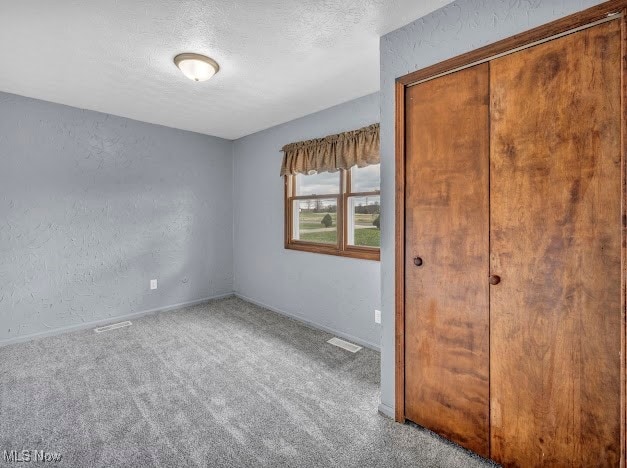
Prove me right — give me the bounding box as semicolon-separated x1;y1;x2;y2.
378;402;395;419
234;292;380;352
0;292;234;347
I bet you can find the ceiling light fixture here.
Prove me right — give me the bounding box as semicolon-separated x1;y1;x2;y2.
174;53;219;82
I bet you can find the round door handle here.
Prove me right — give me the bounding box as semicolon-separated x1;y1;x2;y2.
489;275;501;285
413;257;423;267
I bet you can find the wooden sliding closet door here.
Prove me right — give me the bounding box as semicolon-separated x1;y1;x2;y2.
489;21;622;466
404;64;490;457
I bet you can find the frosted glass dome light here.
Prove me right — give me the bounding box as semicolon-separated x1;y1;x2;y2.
174;53;219;82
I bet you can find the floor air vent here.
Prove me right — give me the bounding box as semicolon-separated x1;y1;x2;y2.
94;321;132;333
327;337;362;353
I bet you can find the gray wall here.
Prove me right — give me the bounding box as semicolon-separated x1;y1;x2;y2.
232;93;381;350
378;0;607;416
0;92;234;344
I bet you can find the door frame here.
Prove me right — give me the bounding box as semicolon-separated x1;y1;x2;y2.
394;0;627;461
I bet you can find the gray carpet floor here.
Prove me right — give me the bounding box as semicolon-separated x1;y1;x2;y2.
1;297;495;467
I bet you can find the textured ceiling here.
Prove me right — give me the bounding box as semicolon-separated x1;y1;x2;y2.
0;1;452;139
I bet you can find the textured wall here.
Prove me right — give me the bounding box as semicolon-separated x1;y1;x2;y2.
0;92;234;343
378;0;607;415
233;93;381;349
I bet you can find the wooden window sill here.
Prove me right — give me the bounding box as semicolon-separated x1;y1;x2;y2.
285;242;380;261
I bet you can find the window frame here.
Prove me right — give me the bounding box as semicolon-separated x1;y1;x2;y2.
284;167;380;261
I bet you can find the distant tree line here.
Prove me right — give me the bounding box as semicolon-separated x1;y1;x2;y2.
355;201;380;215
302;200;337;213
302;200;380;215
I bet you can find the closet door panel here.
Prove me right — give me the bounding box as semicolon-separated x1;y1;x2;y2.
489;20;622;466
404;63;490;456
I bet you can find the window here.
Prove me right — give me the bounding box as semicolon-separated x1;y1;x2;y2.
284;164;380;260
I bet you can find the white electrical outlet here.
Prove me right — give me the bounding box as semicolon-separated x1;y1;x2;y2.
375;309;381;324
150;279;158;290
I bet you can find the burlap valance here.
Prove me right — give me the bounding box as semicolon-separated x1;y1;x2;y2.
280;123;379;176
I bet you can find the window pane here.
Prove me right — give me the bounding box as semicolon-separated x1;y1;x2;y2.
292;199;338;245
350;164;380;193
347;195;380;248
295;171;340;196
